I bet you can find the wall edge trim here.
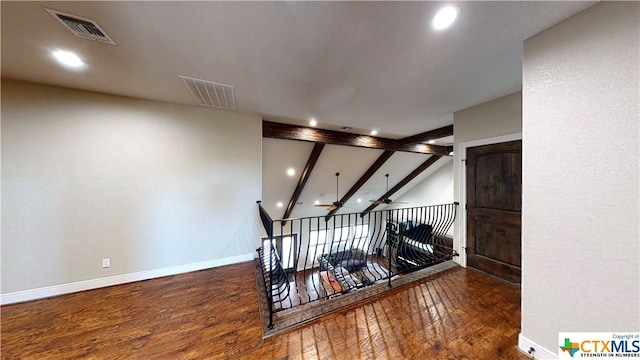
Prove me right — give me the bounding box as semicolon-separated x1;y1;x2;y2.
0;253;255;305
518;333;558;359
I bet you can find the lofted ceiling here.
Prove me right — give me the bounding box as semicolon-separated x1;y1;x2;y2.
1;1;596;220
262;138;452;218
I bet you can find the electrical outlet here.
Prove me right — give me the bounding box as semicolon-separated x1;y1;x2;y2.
102;258;111;268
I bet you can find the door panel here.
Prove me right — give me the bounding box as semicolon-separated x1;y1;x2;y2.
467;140;522;284
474;153;521;211
473;214;521;266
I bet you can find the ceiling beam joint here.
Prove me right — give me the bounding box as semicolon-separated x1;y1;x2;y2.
263;121;451;156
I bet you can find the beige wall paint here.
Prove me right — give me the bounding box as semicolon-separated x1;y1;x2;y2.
522;1;639;354
452;92;522;257
454;92;522;146
1;80;262;294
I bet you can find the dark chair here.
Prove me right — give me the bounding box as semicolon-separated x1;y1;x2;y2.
318;249;368;272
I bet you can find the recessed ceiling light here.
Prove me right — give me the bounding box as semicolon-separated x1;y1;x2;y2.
432;6;460;31
287;168;295;176
276;202;283;208
357;198;362;203
370;130;378;136
314;200;320;205
309;118;317;127
52;50;85;69
428;140;436;144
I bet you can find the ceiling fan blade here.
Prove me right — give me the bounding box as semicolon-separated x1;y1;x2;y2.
315;204;333;207
368;174;392;206
327;205;338;211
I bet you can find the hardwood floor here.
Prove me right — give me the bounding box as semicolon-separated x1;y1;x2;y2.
272;257;393;311
1;262;528;359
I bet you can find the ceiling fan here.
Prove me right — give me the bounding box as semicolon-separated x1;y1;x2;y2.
315;172;343;211
370;174;408;205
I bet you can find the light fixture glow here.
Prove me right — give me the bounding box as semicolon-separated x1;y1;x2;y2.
432;6;460;30
286;168;295;176
428;140;436;144
276;202;283;208
449;151;454;156
357;198;362;203
370;130;378;136
309;118;317;127
314;200;320;205
52;50;85;69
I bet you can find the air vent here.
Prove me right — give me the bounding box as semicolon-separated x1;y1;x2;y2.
180;76;236;111
46;9;116;45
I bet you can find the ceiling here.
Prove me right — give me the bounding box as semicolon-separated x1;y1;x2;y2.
1;1;595;138
262;139;453;218
1;1;596;219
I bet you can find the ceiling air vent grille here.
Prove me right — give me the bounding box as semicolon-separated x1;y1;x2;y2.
180;76;236;111
46;9;116;45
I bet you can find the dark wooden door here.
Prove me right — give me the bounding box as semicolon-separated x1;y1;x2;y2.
466;140;522;284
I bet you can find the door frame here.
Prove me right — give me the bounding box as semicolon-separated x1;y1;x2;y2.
457;132;522;268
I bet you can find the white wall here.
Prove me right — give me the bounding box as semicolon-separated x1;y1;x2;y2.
394;158;453;207
393;158;454;236
453;92;522;259
1;80;262;300
521;1;639;355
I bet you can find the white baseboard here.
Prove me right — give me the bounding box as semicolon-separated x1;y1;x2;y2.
518;333;558;359
1;253;255;305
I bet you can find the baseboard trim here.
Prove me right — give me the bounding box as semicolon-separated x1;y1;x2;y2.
518;333;557;359
1;253;255;305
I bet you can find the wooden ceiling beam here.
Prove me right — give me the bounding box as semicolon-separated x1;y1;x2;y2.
396;125;454;146
282;143;324;220
263;121;451;156
325;150;395;221
361;155;443;216
398;143;451;155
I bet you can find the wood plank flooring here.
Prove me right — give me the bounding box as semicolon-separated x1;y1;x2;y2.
272;257;393;311
1;262;528;359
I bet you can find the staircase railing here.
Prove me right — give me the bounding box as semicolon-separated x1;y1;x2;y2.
256;202;458;329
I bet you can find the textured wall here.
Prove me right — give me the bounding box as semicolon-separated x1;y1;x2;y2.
1;80;262;294
522;1;639;353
